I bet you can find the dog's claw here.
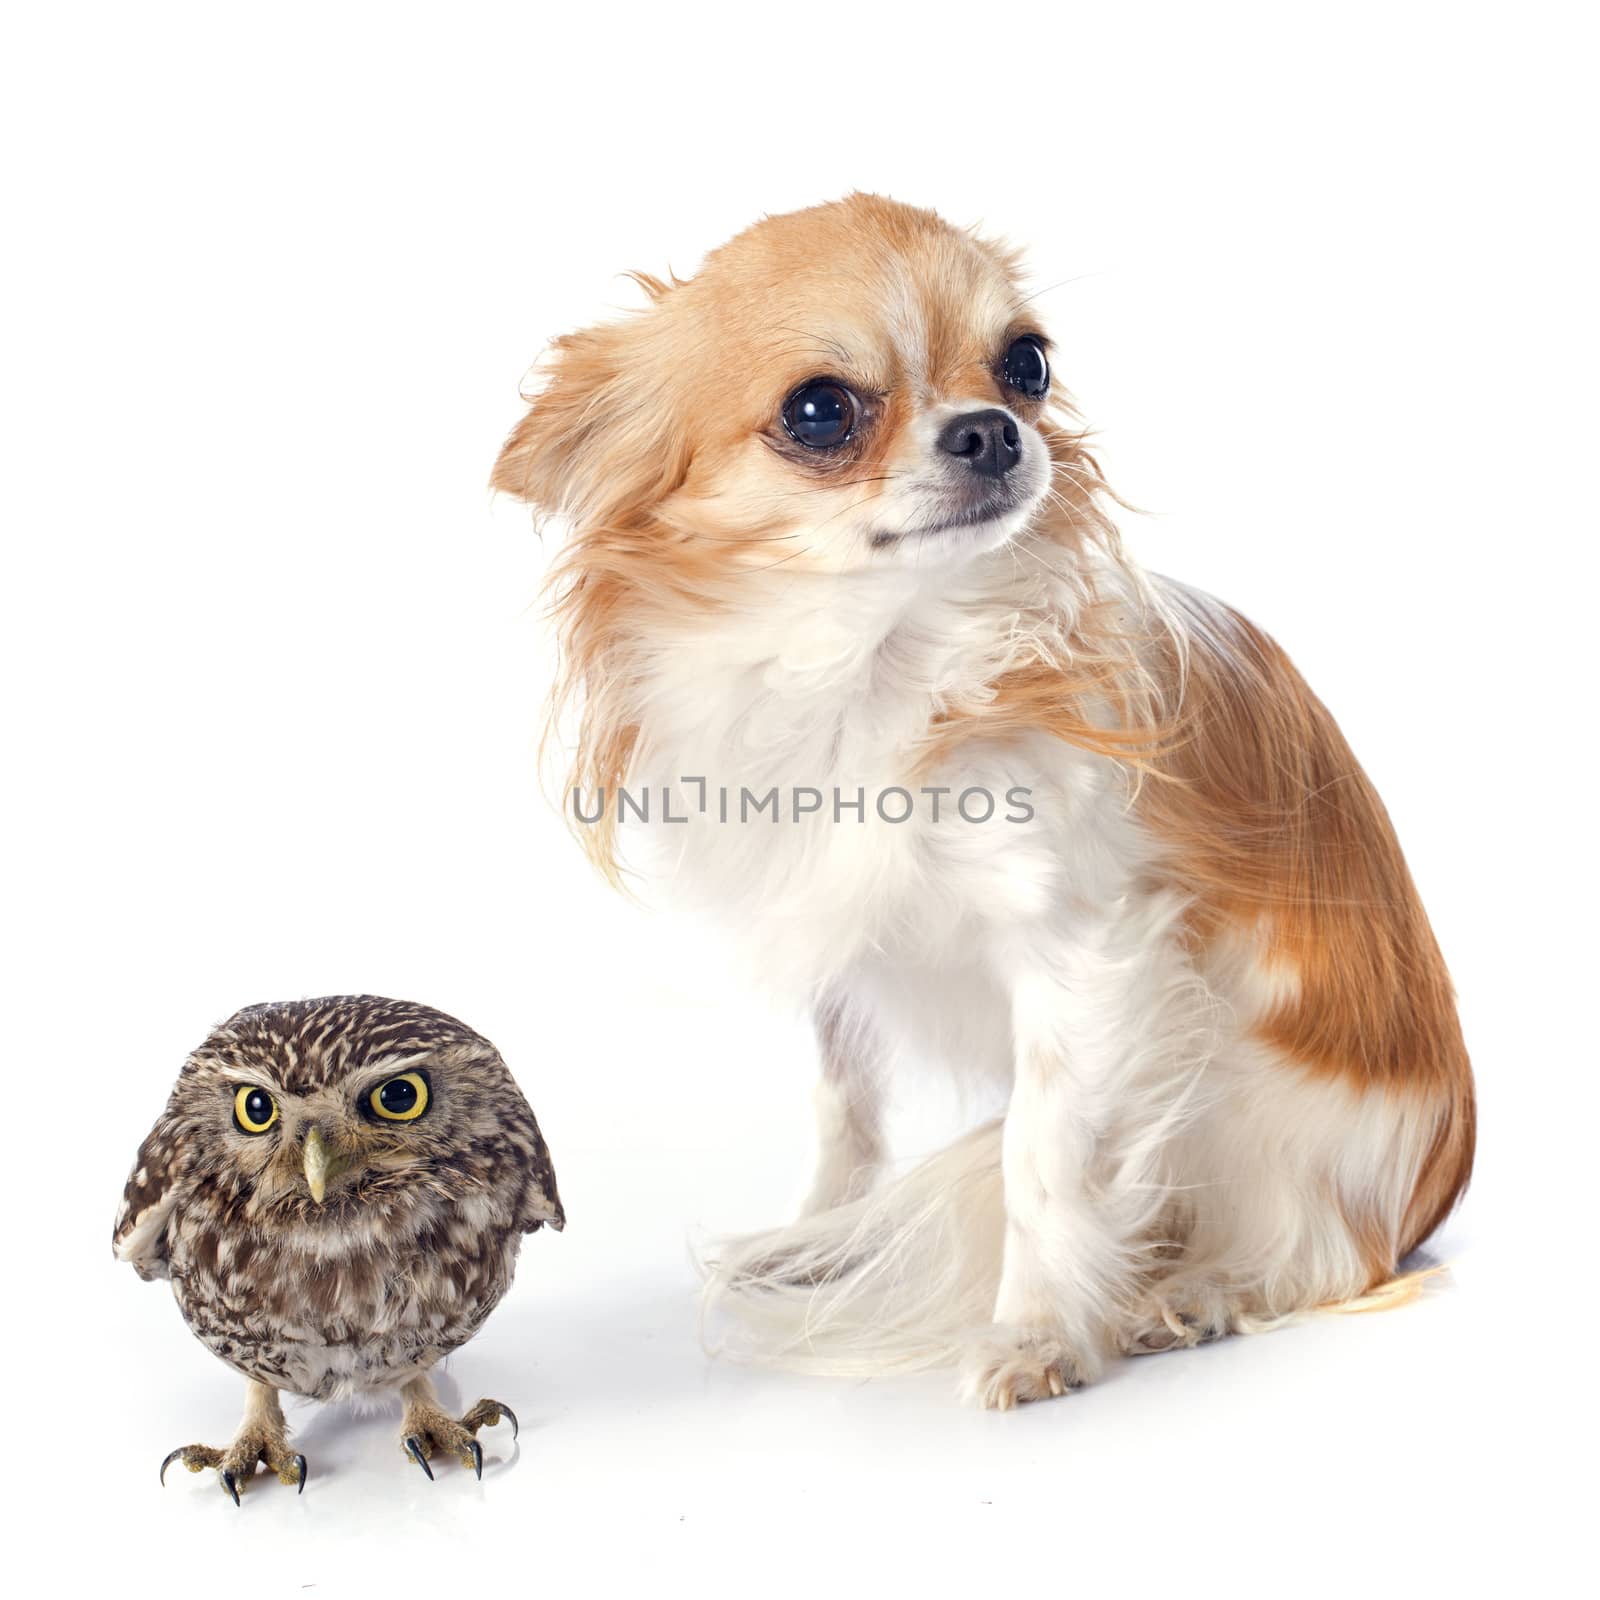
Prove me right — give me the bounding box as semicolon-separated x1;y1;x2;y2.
404;1435;434;1480
220;1469;241;1507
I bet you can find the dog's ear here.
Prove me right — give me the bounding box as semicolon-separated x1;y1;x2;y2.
490;288;690;526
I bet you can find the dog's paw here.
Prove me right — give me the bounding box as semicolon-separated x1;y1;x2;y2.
960;1326;1090;1410
1119;1288;1234;1355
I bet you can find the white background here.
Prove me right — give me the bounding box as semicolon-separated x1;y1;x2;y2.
4;4;1595;1595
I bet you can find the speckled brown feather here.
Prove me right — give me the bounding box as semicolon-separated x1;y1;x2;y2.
114;996;563;1401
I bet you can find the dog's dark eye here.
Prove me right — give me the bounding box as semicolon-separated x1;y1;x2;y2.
782;382;856;449
1000;336;1050;399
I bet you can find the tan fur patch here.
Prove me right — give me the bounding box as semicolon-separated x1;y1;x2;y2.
935;581;1475;1275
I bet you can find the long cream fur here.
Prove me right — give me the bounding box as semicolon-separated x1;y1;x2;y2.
491;195;1474;1407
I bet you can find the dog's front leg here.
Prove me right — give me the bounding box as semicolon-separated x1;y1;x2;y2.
963;932;1198;1408
799;993;885;1215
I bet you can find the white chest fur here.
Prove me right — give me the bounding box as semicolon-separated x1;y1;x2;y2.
599;546;1160;1004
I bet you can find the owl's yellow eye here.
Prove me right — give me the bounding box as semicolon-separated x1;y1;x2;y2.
233;1085;279;1135
369;1071;430;1123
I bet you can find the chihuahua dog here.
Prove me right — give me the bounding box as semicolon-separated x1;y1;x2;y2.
491;195;1473;1407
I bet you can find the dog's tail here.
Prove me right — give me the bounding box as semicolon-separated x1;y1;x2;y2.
701;1121;1006;1376
702;1118;1447;1374
1318;1264;1449;1316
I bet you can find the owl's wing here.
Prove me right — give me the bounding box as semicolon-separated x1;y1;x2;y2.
112;1118;188;1281
513;1106;565;1234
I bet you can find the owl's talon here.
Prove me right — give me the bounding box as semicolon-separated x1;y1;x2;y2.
159;1393;307;1505
400;1390;517;1479
460;1396;518;1440
404;1435;435;1480
161;1443;223;1485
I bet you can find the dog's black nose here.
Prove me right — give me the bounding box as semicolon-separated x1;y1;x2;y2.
937;409;1022;479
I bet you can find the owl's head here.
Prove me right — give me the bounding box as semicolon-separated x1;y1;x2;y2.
124;996;563;1245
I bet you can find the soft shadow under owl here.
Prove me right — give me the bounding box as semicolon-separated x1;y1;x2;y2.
276;1364;525;1489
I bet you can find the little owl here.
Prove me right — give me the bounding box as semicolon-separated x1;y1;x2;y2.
113;995;563;1503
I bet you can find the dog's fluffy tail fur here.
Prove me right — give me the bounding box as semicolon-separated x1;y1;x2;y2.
703;1120;1443;1374
703;1122;1007;1376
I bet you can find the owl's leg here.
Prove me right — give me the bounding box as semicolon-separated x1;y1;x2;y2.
398;1373;518;1481
159;1380;307;1505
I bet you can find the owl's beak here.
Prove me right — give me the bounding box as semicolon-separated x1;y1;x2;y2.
302;1126;343;1205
